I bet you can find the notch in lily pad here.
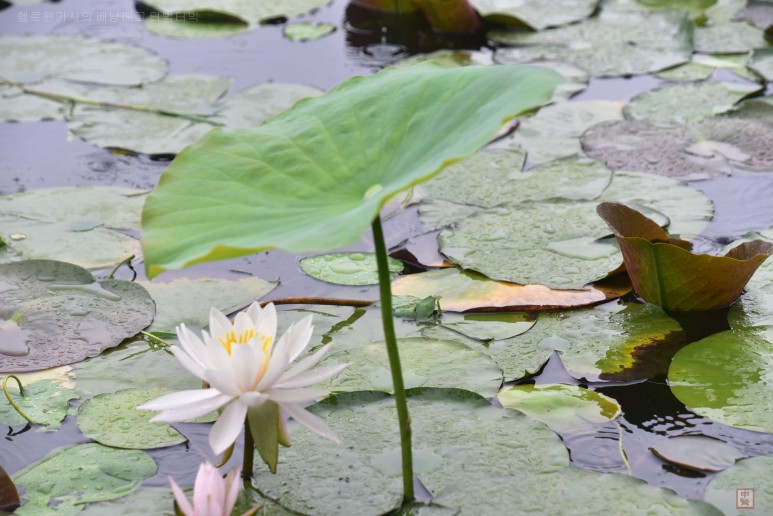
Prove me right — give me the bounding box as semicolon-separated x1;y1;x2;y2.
597;202;773;311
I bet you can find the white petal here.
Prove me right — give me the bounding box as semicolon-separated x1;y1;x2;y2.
169;476;194;516
286;315;314;363
150;393;232;423
277;343;333;384
230;342;261;392
204;334;236;377
256;303;277;345
246;301;263;326
275;363;349;390
233;311;253;341
209;400;248;455
268;387;327;404
209;307;233;341
170;346;207;380
194;462;223;513
240;391;269;407
176;324;211;369
282;403;340;443
138;387;223;411
205;369;243;397
255;340;290;391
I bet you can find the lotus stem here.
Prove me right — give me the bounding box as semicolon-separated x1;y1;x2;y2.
106;254;135;280
243;418;255;482
372;216;415;501
2;375;39;425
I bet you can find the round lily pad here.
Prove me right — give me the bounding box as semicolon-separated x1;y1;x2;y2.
0;379;79;429
80;487;175;516
144;14;251;39
0;79;89;123
728;283;773;329
77;388;187;449
252;389;568;515
0;260;155;372
705;456;773;515
0;35;167;86
438;311;536;341
12;443;157;515
749;48;773;81
300;252;403;286
657;53;758;82
0;187;146;269
650;435;744;472
393;50;495;68
470;0;598;30
320;337;503;397
624;82;762;125
491;11;693;77
283;22;336;42
694;21;769;54
497;384;621;432
668;327;773;433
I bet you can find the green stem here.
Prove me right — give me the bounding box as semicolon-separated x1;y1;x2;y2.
372;216;414;502
107;254;135;280
2;376;39;425
243;418;255;482
140;331;172;348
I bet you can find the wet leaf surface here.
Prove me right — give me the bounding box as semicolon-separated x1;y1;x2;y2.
650;435;744;472
80;487;174;516
655;54;755;82
704;455;773;515
694;21;770;54
0;379;79;429
300;252;403;286
470;0;599;30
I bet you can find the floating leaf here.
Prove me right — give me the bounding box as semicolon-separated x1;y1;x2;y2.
491;11;693;77
749;48;773;81
603;0;726;21
669;327;773;433
252;389;568;514
300;252;403;286
738;0;773;31
80;487;175;516
598;202;773;311
283;22;336;42
694;21;769;54
393;50;495;68
0;260;155;372
320;337;503;397
0;379;79;429
144;13;250;39
497;384;621;432
13;443;157;515
650;435;744;472
705;456;773;515
623;82;762;125
437;311;535;341
141;65;563;277
0;35;167;86
470;0;599;30
77;388;187;449
0;187;146;269
0;465;20;513
140;276;277;332
0;79;89;123
391;267;631;312
728;285;773;329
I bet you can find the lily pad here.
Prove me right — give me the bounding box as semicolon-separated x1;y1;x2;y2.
0;187;146;269
0;35;167;86
491;11;693;77
393;50;495;68
80;487;175;516
749;48;773;81
437;311;536;341
0;260;155;373
12;443;157;515
140;275;277;332
668;327;773;432
694;21;769;54
738;0;773;32
252;389;568;515
144;12;251;39
0;379;78;429
283;22;336;42
68;75;323;155
728;285;773;329
470;0;599;30
655;54;754;82
438;202;621;289
77;388;187;449
300;252;403;286
391;267;632;312
726;232;773;290
487;101;624;164
598;202;773;311
623;82;762;124
705;456;773;515
0;79;89;123
497;384;621;432
320;337;503;397
650;435;744;472
603;0;725;21
141;64;563;277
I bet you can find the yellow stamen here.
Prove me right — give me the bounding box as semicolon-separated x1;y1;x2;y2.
217;329;272;355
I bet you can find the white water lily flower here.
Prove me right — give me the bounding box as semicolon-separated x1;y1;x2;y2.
138;302;347;455
169;462;246;516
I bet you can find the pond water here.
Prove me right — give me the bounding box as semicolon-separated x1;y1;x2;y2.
2;0;773;513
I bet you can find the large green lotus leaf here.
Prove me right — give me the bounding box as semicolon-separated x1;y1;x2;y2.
669;327;773;432
430;470;720;515
0;35;167;86
252;389;568;514
726;233;773;290
141;65;563;277
650;435;744;472
438;202;621;289
491;11;693;77
0;79;89;123
728;285;773;329
421;153;610;212
655;54;756;82
68;76;322;155
705;456;773;515
749;48;773;81
0;187;146;269
80;487;174;516
598;202;773;311
624;82;762;124
12;443;157;515
283;22;336;42
557;301;687;382
486;101;624;164
694;21;770;54
469;0;599;30
599;171;713;239
77;388;186;449
0;260;155;373
0;379;79;429
391;267;631;312
320;337;503;397
299;252;403;286
140;276;276;332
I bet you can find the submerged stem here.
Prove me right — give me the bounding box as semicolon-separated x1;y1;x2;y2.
372;216;415;502
106;254;135;280
2;375;39;425
243;418;255;482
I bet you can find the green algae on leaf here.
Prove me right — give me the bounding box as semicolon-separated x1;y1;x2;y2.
0;379;78;429
650;435;744;472
13;443;157;515
470;0;599;30
300;252;403;286
283;22;336;42
141;64;563;277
